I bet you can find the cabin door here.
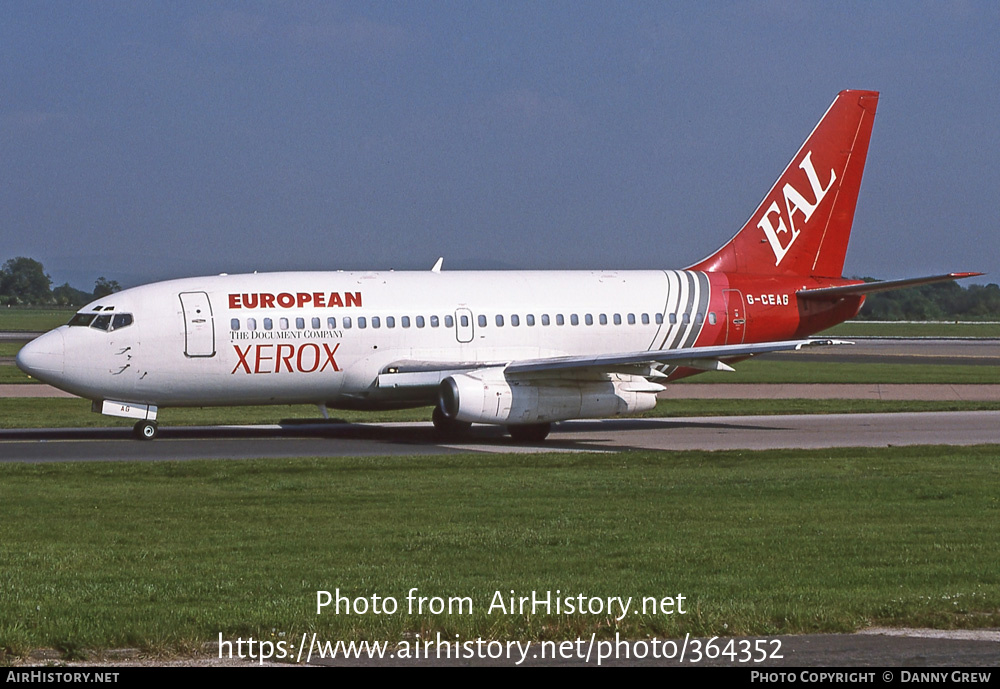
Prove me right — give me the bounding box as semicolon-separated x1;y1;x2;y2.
179;291;216;357
723;289;747;344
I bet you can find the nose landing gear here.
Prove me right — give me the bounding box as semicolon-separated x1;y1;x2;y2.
132;420;159;441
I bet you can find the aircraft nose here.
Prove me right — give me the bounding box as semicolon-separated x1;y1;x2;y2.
16;329;66;378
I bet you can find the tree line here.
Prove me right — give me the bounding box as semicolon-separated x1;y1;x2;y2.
1;255;997;319
0;257;120;307
855;278;1000;321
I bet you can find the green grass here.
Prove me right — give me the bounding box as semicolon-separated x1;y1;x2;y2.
1;446;998;658
1;398;998;431
682;360;1000;384
0;368;35;384
0;308;73;332
821;321;1000;338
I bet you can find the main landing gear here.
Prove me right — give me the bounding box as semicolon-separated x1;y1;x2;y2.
507;423;551;442
431;405;471;437
431;406;552;442
132;420;159;441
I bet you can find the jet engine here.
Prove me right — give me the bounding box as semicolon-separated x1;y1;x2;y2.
438;369;661;425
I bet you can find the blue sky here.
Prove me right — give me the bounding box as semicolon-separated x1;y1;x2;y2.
2;1;997;289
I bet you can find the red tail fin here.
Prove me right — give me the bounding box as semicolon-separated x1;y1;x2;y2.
689;90;879;278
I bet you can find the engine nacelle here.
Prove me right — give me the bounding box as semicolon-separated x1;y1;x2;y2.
439;370;660;425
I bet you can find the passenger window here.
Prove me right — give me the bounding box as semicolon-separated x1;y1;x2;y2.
541;314;550;326
279;318;289;330
526;314;535;326
641;314;650;325
231;318;240;331
248;318;257;331
511;315;520;327
556;314;565;326
416;316;425;328
386;316;395;328
682;313;690;324
264;318;273;330
627;313;636;325
296;317;305;329
570;314;579;326
669;313;677;325
358;317;367;329
343;317;352;329
430;316;439;328
496;315;504;327
372;316;380;328
585;314;593;326
402;316;411;328
709;312;717;325
613;314;621;325
599;314;608;325
478;314;487;327
444;315;454;328
460;315;469;327
312;317;321;329
327;317;337;329
656;313;664;325
695;312;704;324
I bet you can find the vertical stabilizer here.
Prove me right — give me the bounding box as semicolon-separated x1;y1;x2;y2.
688;90;879;278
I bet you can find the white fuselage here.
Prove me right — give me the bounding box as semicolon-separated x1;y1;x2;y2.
22;269;717;409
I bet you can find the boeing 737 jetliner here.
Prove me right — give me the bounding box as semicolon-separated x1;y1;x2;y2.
17;90;979;440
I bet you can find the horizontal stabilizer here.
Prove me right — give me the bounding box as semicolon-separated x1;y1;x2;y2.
797;272;983;300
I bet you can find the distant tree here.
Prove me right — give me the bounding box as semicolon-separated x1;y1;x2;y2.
52;282;93;306
93;277;121;298
858;279;1000;321
0;257;52;305
965;284;1000;318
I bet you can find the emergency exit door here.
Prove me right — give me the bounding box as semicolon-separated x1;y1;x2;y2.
455;308;474;343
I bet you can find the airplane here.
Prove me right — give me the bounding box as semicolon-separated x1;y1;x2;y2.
16;89;981;441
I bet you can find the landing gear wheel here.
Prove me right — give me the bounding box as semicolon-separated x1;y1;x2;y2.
133;420;159;441
432;405;471;437
507;422;551;442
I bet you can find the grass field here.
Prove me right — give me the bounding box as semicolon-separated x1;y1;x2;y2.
2;309;998;662
0;308;73;332
678;359;1000;384
822;321;1000;338
1;445;997;660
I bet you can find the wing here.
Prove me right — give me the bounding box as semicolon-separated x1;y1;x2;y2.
377;338;850;390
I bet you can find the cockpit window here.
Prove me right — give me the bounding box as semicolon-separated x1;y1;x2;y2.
69;311;134;332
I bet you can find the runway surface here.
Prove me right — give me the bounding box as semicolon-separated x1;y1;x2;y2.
2;411;998;463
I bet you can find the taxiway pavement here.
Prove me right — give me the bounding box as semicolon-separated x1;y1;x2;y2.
2;411;998;463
